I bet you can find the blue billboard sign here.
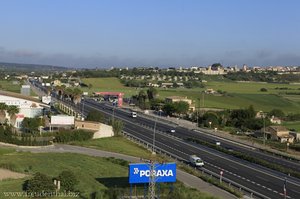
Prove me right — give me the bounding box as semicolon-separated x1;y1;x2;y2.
129;162;176;184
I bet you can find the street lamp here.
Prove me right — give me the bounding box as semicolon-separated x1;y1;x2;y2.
196;98;200;128
260;112;266;146
152;114;158;155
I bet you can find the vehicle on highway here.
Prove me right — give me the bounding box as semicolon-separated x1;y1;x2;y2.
189;155;204;167
170;129;176;133
131;111;137;118
215;140;221;146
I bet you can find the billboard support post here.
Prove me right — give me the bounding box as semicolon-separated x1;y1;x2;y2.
130;184;132;199
144;183;147;199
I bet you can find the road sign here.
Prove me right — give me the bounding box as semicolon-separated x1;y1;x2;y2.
129;162;176;184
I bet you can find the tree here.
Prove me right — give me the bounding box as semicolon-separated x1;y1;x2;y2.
24;172;56;196
6;105;19;127
138;90;148;109
72;88;83;104
22;117;43;135
260;88;268;92
86;110;105;123
201;112;219;128
0;103;7;124
88;83;93;90
58;170;78;191
268;109;285;118
174;101;189;116
146;87;158;100
111;119;124;136
162;103;176;116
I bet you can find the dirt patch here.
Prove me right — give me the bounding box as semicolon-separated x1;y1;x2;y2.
0;169;27;180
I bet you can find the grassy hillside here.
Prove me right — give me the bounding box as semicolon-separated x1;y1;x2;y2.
71;136;152;159
0;147;216;199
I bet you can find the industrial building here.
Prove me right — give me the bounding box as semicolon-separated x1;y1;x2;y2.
0;90;50;128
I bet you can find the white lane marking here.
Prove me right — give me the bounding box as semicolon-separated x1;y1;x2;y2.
85;102;296;198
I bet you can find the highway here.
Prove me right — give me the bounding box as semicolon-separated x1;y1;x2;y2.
78;99;300;199
30;81;300;198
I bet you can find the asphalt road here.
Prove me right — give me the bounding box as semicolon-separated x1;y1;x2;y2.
79;99;300;199
30;81;300;198
12;144;237;199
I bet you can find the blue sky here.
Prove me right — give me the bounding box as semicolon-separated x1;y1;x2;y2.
0;0;300;68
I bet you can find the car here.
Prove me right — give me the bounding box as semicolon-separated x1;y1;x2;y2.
189;155;204;167
131;112;137;118
215;141;221;146
170;129;176;133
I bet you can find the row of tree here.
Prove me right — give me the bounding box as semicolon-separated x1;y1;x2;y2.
193;106;272;131
54;86;83;104
0;103;19;126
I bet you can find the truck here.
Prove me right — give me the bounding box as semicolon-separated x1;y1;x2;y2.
189;155;204;167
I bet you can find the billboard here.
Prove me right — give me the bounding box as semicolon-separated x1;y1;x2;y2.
129;162;176;184
51;115;74;125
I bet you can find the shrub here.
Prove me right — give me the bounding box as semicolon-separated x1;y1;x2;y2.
58;171;78;191
24;172;56;197
260;88;268;92
53;129;94;143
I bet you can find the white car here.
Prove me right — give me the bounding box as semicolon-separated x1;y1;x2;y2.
170;129;176;133
131;112;137;118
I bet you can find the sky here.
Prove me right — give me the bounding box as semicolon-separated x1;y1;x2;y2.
0;0;300;68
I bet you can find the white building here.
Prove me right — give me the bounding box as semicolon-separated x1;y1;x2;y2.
0;90;50;128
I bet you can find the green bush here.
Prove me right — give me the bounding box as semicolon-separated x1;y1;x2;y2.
53;129;94;143
0;126;51;146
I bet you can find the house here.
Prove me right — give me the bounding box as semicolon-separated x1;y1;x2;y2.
165;96;195;111
270;116;282;124
52;79;62;86
264;126;294;143
205;89;216;94
161;83;173;88
74;120;114;139
289;132;300;142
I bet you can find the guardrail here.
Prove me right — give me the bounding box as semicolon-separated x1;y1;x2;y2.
122;131;271;199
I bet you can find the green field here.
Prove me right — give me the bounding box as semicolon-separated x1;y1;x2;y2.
81;77;138;97
71;136;152;159
283;121;300;131
0;80;21;93
0;147;215;199
0;80;37;96
80;78;300;114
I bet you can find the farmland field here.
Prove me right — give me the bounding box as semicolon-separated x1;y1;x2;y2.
81;78;300;113
0;80;21;93
283;121;300;131
0;80;37;96
81;77;137;97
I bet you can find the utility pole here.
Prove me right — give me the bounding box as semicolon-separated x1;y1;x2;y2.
81;99;85;121
196;97;200;128
149;160;156;199
261;112;266;146
149;115;158;199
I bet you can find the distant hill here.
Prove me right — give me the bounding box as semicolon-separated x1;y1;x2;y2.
0;62;69;72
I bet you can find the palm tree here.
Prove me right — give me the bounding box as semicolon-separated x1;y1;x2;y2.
7;105;19;127
72;88;82;104
0;103;7;124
